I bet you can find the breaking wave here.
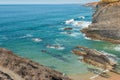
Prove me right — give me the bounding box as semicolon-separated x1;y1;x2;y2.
100;51;118;63
32;38;42;42
114;45;120;52
47;44;65;50
65;18;91;28
19;34;33;39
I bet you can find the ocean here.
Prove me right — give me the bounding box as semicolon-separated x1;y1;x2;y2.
0;4;120;75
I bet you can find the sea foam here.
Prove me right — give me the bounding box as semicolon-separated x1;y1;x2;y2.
65;19;91;28
47;44;65;50
32;38;42;42
65;19;74;25
19;34;33;39
114;45;120;51
100;51;118;63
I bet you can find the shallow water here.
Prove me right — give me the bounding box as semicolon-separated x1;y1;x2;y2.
0;4;120;74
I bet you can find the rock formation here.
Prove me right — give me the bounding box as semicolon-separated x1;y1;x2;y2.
63;28;73;31
82;1;120;43
72;46;117;70
0;48;71;80
84;2;98;7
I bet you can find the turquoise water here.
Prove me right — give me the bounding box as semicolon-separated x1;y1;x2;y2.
0;4;120;74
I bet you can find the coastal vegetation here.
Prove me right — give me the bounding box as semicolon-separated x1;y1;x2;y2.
101;0;119;3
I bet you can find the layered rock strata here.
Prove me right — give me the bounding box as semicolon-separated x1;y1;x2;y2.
72;46;117;70
82;1;120;43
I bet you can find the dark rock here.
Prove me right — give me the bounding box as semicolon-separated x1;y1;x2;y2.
64;28;73;31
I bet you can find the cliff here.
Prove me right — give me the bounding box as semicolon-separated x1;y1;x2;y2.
84;2;98;7
81;1;120;43
0;48;71;80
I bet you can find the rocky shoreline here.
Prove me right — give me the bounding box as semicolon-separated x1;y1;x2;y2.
72;1;120;79
72;46;120;80
82;1;120;43
72;46;120;72
0;48;71;80
0;1;120;80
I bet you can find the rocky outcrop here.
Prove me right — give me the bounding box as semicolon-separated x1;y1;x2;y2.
0;48;71;80
84;2;98;7
82;1;120;43
0;71;13;80
63;28;73;31
72;46;117;70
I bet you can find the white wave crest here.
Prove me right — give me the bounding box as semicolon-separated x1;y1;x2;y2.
32;38;42;42
20;34;33;39
100;51;118;63
69;32;81;37
65;19;91;28
60;31;81;37
114;45;120;51
65;19;74;25
47;44;65;50
78;16;85;19
83;34;100;41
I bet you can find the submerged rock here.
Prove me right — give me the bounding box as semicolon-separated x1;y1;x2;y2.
81;1;120;43
72;46;117;70
0;48;71;80
63;28;73;31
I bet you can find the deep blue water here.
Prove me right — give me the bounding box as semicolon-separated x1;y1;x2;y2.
0;4;120;74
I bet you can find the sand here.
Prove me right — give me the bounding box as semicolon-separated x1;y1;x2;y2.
68;72;120;80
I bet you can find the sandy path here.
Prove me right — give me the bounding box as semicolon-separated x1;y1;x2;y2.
0;66;25;80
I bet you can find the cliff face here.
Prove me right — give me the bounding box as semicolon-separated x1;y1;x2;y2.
82;1;120;43
0;48;71;80
84;2;98;7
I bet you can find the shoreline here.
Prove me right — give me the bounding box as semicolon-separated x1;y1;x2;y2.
68;72;95;80
81;1;120;44
81;28;120;44
68;71;120;80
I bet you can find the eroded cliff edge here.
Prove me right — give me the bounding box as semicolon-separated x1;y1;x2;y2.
82;1;120;43
0;48;71;80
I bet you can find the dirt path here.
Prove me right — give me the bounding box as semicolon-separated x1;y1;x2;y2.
0;66;25;80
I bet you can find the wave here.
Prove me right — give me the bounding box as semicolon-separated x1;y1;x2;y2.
83;34;101;41
19;34;33;39
69;32;81;37
65;18;91;28
83;34;92;40
47;44;65;50
32;38;42;42
100;51;118;63
78;16;85;19
114;45;120;51
65;19;74;25
60;31;81;37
